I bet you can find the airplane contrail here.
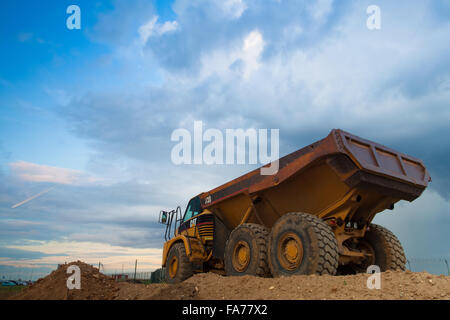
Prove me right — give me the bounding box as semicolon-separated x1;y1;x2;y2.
11;187;54;209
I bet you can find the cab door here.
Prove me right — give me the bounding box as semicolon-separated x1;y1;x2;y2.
178;196;202;237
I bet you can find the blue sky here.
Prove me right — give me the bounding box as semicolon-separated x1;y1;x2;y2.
1;0;450;277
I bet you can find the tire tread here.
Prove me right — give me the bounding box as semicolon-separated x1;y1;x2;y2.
369;224;406;271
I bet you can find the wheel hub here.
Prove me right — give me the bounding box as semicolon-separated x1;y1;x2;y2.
169;256;178;279
278;232;303;270
232;240;251;272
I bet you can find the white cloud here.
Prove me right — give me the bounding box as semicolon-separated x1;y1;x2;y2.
220;0;248;19
241;30;265;77
190;29;266;81
308;0;334;21
138;16;178;44
9;161;100;185
159;20;179;34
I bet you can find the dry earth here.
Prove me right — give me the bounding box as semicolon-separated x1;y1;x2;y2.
9;261;450;300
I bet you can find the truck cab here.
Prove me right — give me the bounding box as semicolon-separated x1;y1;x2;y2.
159;195;217;283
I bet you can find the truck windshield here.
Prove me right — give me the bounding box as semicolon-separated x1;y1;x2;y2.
183;196;202;222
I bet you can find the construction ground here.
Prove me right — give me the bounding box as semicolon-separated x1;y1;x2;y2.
5;261;450;300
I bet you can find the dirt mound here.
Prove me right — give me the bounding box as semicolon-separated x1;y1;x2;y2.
12;261;120;300
183;271;449;300
9;261;450;300
115;270;449;300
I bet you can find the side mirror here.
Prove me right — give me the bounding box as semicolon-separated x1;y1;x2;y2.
159;211;168;224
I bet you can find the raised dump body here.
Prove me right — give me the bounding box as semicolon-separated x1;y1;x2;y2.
199;129;430;230
159;129;430;283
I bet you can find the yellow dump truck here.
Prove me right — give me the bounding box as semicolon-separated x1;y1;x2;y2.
159;129;430;283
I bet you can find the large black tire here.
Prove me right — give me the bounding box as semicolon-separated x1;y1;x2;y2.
361;224;406;271
268;212;339;276
165;242;193;283
224;223;270;277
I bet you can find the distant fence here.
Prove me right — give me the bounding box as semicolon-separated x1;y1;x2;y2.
106;269;166;283
108;272;151;281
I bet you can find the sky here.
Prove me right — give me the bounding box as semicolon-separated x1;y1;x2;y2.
0;0;449;279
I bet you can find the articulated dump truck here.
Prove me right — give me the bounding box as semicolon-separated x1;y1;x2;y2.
158;129;430;283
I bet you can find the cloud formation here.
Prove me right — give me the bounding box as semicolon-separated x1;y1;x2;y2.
138;16;178;44
9;161;99;185
2;0;450;274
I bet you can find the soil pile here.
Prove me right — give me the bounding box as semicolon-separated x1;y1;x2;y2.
116;270;450;300
9;261;450;300
12;261;120;300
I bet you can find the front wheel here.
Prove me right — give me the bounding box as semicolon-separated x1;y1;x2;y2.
268;212;339;277
165;242;193;283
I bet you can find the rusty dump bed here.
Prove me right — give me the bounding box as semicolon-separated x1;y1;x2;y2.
199;129;430;230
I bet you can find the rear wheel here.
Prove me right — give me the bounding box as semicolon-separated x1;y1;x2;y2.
358;224;406;271
268;212;339;276
165;242;193;283
224;223;270;277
